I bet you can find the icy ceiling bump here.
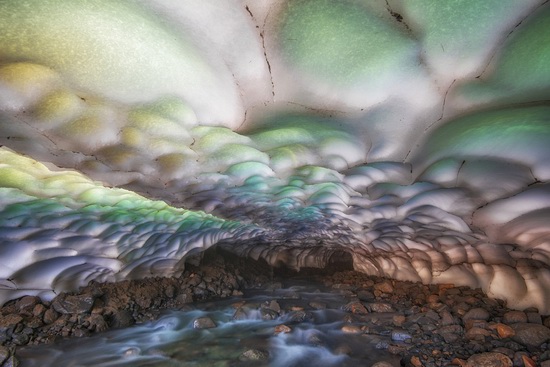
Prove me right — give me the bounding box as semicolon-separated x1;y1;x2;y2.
0;0;549;312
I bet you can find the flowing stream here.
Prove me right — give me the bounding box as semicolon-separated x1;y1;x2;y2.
16;280;402;366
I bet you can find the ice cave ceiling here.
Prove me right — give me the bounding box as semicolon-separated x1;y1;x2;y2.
0;0;550;313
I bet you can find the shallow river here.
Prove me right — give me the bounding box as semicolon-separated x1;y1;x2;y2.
17;281;402;366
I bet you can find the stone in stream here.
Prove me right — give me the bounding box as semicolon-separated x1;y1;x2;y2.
342;301;369;315
274;324;292;334
193;317;216;329
391;330;412;342
239;349;269;361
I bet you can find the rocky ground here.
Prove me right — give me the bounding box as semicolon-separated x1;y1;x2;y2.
1;248;549;367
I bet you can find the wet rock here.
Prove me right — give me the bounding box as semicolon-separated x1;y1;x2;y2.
374;280;394;295
357;290;375;301
391;330;412;342
502;311;527;324
511;323;550;348
268;300;281;314
43;308;59;324
239;349;269;361
32;304;46;318
87;314;108;332
110;310;134;329
465;352;512;367
392;315;406;327
1;354;19;367
274;324;291;334
342;301;369;315
286;310;313;324
309;301;326;310
438;324;464;343
366;303;395;313
260;308;278;320
341;324;362;334
410;355;422;367
371;361;396;367
232;307;250;321
52;294;95;314
193;317;216;329
15;297;39;315
0;346;11;365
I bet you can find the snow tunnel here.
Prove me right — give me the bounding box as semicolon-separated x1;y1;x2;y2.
1;0;550;320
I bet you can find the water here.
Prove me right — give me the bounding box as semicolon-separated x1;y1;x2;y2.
17;282;401;366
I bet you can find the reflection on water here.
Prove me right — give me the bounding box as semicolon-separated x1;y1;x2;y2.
17;282;401;367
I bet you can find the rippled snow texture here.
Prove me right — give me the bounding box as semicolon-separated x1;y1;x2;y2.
0;0;550;312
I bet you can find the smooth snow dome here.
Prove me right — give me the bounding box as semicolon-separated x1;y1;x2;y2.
0;0;550;312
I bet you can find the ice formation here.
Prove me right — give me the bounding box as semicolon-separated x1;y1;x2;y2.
0;0;549;312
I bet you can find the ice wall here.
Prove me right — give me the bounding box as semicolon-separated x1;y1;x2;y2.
0;0;549;312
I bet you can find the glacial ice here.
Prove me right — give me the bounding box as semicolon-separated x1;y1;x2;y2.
0;0;549;313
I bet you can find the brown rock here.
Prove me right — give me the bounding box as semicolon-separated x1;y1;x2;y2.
450;358;467;366
465;327;491;341
274;324;292;334
0;314;23;329
110;310;134;329
43;308;59;324
393;315;406;327
511;323;550;348
502;311;527;324
463;307;490;322
366;303;395;313
341;324;362;334
371;361;395;367
15;296;40;314
192;316;216;329
32;304;47;318
342;301;369;315
521;355;537;367
465;352;512;367
410;355;423;367
52;294;95;314
374;280;394;294
492;323;515;339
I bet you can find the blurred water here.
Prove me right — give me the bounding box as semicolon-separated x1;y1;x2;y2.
17;282;401;367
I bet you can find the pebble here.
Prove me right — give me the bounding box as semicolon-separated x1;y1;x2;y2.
493;323;515;339
342;301;369;315
465;352;512;367
463;307;490;322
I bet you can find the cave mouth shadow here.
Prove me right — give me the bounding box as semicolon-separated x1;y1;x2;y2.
272;250;355;277
186;246;355;280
